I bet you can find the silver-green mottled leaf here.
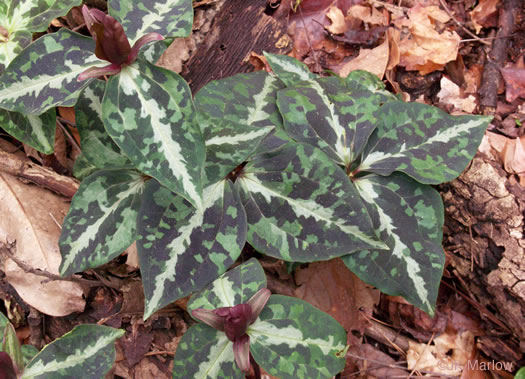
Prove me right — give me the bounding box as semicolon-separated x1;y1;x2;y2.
264;52;316;88
202;118;274;185
76;79;132;169
248;295;346;379
187;258;266;314
59;170;146;276
172;324;243;379
102;58;204;208
0;108;55;153
348;173;445;314
277;76;384;166
21;324;124;379
5;0;82;32
0;29;103;114
72;153;97;180
359;102;492;184
0;31;31;72
21;345;39;367
344;70;399;102
1;321;23;373
195;70;290;154
108;0;193;44
138;179;246;319
238;142;386;262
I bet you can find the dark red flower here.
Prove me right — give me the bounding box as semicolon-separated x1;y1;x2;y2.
0;352;16;379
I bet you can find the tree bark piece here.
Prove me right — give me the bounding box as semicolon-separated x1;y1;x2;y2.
0;147;78;198
478;0;521;109
440;154;525;364
182;0;291;92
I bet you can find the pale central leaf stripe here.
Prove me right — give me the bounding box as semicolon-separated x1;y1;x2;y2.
196;334;233;378
60;177;144;272
245;75;276;125
248;320;345;353
241;174;385;248
21;333;119;377
205;127;272;147
146;181;224;317
356;178;430;309
360;118;486;170
0;55;103;102
120;65;200;207
133;1;176;43
26;114;51;148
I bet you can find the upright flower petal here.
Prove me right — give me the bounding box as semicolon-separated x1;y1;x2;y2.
233;334;251;373
246;288;271;324
192;308;225;332
100;15;131;64
222;304;252;341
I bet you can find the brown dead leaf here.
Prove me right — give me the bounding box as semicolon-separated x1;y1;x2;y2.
464;64;484;94
337;37;389;78
345;343;409;377
53;125;74;172
347;4;387;26
437;76;478;113
470;0;499;33
325;6;347;34
386;27;400;70
125;241;140;270
0;173;84;316
394;4;460;75
501;56;525;103
156;37;194;73
481;132;525;175
133;358;169;379
407;331;476;376
294;259;380;345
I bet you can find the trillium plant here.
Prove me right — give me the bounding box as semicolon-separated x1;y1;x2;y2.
0;0;492;377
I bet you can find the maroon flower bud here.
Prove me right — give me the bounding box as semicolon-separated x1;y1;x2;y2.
0;352;16;379
215;303;253;341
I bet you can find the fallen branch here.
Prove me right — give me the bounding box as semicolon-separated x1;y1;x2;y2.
0;146;79;198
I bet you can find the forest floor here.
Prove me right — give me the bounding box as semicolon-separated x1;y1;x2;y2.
0;0;524;378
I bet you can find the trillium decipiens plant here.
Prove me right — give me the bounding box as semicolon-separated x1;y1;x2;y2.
173;259;347;378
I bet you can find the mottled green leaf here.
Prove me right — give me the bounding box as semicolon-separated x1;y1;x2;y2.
76;79;132;169
277;76;384;166
21;324;123;379
0;31;31;72
1;320;23;373
344;70;399;102
103;58;204;208
59;170;146;276
187;258;266;314
5;0;82;32
359;102;491;184
0;108;55;153
348;173;445;314
139;38;171;63
202;119;273;185
108;0;193;44
264;52;316;87
0;29;103;114
138;179;246;319
238;142;386;262
195;70;290;154
248;295;346;379
21;345;39;367
72;153;97;180
172;324;243;379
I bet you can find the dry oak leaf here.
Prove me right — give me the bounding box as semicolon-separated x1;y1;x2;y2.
294;258;380;346
0;173;84;316
394;3;460;75
337;36;389;78
347;4;387;26
470;0;499;33
325;6;347;34
501;56;525;103
437;76;478;113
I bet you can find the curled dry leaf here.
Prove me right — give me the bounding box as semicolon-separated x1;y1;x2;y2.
480;132;525;177
501;56;525;103
337;37;389;78
437;76;478;113
325;6;347;34
470;0;499;33
407;331;476;376
347;4;387;26
394;4;460;75
294;258;380;345
0;173;84;316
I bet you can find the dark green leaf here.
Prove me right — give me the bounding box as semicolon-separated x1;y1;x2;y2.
238;142;386;262
359;102;491;184
249;295;346;379
59;170;146;276
264;52;316;87
138;179;246;319
0;108;55;153
346;172;445;314
102;58;205;208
